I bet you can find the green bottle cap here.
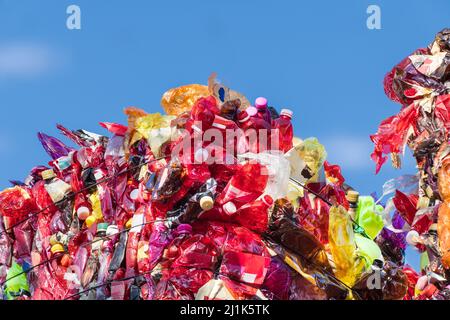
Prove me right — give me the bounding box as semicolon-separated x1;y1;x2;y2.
97;223;109;234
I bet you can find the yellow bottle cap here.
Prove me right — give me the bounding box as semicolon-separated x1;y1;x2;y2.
51;243;65;255
85;215;97;228
200;196;214;211
49;234;60;246
125;218;133;229
346;190;360;203
41;169;56;180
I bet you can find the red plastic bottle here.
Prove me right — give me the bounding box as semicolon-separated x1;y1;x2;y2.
237;108;271;153
186;96;220;134
237;107;271;131
234;195;274;233
254;97;272;124
272;109;294;152
216;162;269;215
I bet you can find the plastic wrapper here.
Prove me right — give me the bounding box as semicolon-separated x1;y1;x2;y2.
161;84;210;116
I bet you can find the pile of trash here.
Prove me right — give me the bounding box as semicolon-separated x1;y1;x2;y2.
0;63;427;300
370;28;450;300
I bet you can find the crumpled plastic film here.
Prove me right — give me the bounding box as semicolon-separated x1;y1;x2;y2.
285;137;327;183
161;84;210;116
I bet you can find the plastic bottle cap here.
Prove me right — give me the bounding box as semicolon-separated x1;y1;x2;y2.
176;224;193;234
60;254;71;267
41;169;56;180
246;106;258;117
125;218;133;229
106;225;119;237
280;109;293;118
223;202;237;215
51;243;65;255
97;223;109;234
255;97;268;109
406;230;420;246
262;195;274;207
200;196;214;211
194;148;209;163
57;157;72;171
346;190;360;203
49;234;59;246
77;206;91;220
237;111;250;123
85;215;97;228
130;189;140;201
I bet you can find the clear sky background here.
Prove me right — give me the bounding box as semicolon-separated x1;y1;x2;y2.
1;0;450;269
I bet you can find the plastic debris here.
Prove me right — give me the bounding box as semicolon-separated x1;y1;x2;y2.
3;64;436;300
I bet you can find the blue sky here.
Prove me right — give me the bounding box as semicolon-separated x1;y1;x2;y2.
1;0;449;269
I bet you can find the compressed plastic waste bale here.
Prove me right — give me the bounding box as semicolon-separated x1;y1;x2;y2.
0;73;412;300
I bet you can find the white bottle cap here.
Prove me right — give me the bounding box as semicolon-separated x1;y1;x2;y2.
200;196;214;211
406;230;420;246
246;106;258;117
106;225;119;237
223;202;237;215
130;189;140;201
280;109;293;118
77;206;91;220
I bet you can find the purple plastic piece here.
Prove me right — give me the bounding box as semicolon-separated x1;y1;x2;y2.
37;132;74;160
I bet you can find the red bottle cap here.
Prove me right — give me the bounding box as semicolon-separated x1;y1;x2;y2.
262;195;274;206
237;111;250;123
